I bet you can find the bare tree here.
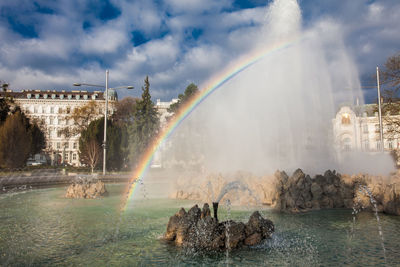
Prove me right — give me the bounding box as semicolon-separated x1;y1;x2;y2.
80;139;101;173
378;52;400;138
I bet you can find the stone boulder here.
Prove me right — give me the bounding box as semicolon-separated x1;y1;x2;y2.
164;204;274;250
65;180;107;199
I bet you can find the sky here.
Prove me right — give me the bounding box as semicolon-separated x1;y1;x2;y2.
0;0;399;103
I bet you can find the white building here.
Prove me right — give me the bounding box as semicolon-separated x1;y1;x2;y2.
333;104;398;153
0;89;117;166
151;98;178;168
155;98;178;127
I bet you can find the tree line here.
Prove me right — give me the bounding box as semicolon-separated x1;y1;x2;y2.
0;89;46;169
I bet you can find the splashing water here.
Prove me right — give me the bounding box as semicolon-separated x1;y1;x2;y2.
353;185;387;264
216;181;259;204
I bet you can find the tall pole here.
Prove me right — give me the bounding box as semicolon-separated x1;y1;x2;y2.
376;66;384;152
103;70;109;175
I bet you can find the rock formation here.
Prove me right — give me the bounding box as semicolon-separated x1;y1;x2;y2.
170;169;400;216
164;203;274;250
65;178;107;199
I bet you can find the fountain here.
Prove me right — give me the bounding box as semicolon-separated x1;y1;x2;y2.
1;0;399;265
164;203;274;250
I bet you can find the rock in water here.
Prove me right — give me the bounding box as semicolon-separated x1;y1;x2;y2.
65;179;107;199
164;203;274;250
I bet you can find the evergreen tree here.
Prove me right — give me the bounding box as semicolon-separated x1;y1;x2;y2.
128;76;160;166
0;111;32;169
0;98;9;125
168;83;199;114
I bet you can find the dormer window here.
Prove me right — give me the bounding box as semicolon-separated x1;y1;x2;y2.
52;94;56;99
43;94;48;99
83;95;88;100
35;94;40;99
27;94;31;99
68;95;72;99
76;95;80;100
60;94;64;99
92;94;97;100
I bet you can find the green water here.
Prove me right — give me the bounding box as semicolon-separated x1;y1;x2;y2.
1;184;399;266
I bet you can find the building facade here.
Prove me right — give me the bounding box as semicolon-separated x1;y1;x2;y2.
333;104;399;153
0;89;117;166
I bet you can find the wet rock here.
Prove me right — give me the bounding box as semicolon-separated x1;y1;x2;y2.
244;232;262;246
201;203;211;218
65;180;107;199
310;182;323;200
225;221;246;249
164;204;274;250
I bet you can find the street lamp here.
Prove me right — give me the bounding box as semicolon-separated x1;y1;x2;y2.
74;70;134;175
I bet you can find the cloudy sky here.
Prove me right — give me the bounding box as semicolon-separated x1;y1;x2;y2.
0;0;399;102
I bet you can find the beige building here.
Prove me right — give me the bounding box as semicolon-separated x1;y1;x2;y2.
333;104;398;153
0;89;117;166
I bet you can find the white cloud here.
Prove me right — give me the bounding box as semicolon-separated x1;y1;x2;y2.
80;26;128;54
0;0;398;103
165;0;232;14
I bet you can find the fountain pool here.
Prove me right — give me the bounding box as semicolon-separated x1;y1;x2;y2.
1;184;399;266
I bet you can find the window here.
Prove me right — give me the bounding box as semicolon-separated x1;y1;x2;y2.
73;142;77;149
57;131;61;138
76;95;80;100
376;141;382;150
66;107;70;114
364;140;369;150
50;107;54;113
57;142;61;149
341;113;351;124
388;140;394;149
34;106;38;113
342;137;351;151
65;142;69;149
72;153;77;160
49;117;54;125
363;124;368;133
64;153;68;160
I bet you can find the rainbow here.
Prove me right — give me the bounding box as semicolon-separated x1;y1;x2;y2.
121;38;300;211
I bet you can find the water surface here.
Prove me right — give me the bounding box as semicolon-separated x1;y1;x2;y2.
1;184;399;266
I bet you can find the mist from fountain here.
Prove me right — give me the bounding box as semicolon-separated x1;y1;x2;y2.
162;0;393;176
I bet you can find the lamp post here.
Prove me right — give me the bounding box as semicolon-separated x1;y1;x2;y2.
376;66;384;152
74;70;134;175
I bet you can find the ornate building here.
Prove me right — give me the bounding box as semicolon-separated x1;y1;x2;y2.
333;104;398;153
0;89;117;166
